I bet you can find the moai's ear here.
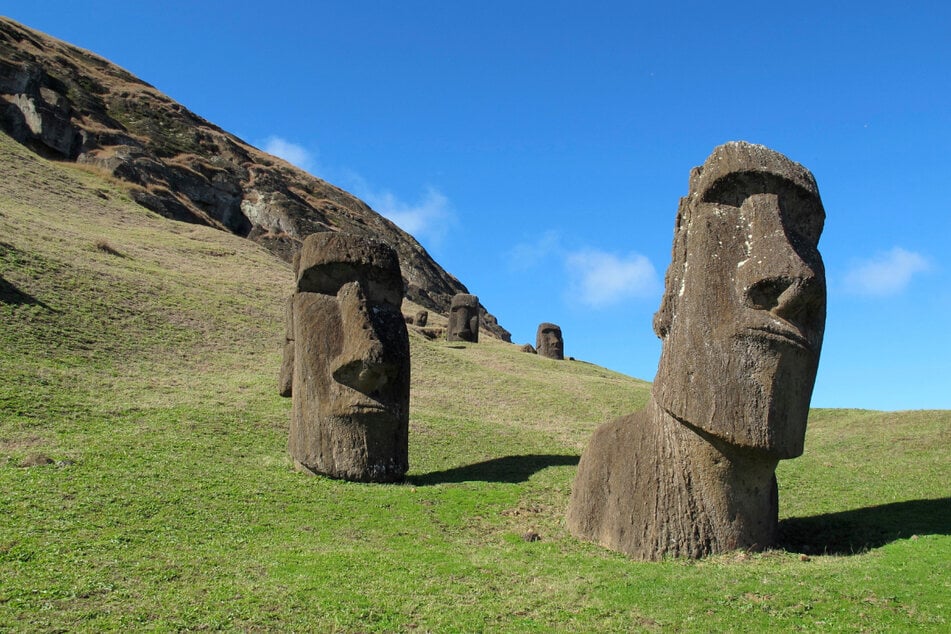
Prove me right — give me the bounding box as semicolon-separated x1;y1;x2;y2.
653;198;690;339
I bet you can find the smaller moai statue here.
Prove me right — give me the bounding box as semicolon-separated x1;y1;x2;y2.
278;296;295;397
285;232;410;483
536;323;564;360
415;310;429;327
447;293;479;343
278;253;302;398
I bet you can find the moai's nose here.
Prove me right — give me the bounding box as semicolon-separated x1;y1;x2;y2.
332;281;392;393
736;193;825;337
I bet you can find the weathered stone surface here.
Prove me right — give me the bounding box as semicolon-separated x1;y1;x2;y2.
297;231;403;304
652;142;826;456
287;232;410;483
415;310;428;327
520;343;536;354
447;293;479;343
415;327;442;341
568;141;826;559
0;17;511;341
536;323;564;360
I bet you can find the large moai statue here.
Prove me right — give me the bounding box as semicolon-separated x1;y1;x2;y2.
536;323;564;360
447;293;480;343
567;142;827;559
284;232;410;483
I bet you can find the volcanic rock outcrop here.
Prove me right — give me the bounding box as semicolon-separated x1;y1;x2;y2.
0;17;510;340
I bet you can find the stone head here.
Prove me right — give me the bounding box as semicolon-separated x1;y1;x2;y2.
652;142;826;458
447;293;480;342
536;322;564;360
415;310;429;327
293;232;410;428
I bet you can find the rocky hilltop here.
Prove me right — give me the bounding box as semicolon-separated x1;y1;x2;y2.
0;16;510;340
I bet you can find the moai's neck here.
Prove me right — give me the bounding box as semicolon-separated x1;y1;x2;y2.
650;398;781;556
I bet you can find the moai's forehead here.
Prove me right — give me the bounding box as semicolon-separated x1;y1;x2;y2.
296;232;403;306
451;294;479;309
688;141;820;203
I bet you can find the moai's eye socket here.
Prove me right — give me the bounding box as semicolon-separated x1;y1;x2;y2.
702;171;824;247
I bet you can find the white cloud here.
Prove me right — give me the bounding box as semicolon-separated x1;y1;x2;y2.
843;247;930;296
565;249;659;308
508;230;562;271
260;136;316;173
362;186;453;247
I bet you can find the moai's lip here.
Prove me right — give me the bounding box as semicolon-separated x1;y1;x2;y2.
347;401;393;415
742;324;815;353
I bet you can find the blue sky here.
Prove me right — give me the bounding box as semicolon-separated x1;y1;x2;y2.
6;2;950;410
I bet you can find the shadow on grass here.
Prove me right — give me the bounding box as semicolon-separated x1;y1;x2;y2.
410;454;579;486
0;275;53;310
779;497;951;555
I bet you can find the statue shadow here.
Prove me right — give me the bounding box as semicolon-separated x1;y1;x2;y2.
0;275;53;310
779;497;951;555
410;454;579;486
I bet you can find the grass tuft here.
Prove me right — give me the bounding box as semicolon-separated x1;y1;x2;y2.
94;238;125;258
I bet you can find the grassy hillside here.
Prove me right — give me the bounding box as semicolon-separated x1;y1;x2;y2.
1;131;949;632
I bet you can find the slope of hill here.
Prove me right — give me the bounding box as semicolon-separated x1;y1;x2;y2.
0;16;510;340
3;125;950;631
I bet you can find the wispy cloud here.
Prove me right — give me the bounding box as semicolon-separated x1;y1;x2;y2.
565;248;660;308
507;230;562;271
250;146;454;248
360;185;454;248
843;247;930;296
260;136;316;173
508;234;659;309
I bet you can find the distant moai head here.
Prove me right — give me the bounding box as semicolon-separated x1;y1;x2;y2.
652;142;826;459
415;310;429;327
447;293;479;342
536;323;564;360
288;232;410;482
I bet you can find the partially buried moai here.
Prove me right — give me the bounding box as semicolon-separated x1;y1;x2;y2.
278;296;295;397
282;232;410;483
536;323;564;360
567;141;826;559
447;293;479;342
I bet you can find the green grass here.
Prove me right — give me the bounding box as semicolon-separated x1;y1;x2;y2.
1;132;949;632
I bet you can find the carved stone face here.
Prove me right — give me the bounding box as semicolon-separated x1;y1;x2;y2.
536;322;564;360
653;142;826;458
447;293;480;342
289;232;409;481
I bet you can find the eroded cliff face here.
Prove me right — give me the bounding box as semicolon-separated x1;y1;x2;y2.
0;17;510;340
